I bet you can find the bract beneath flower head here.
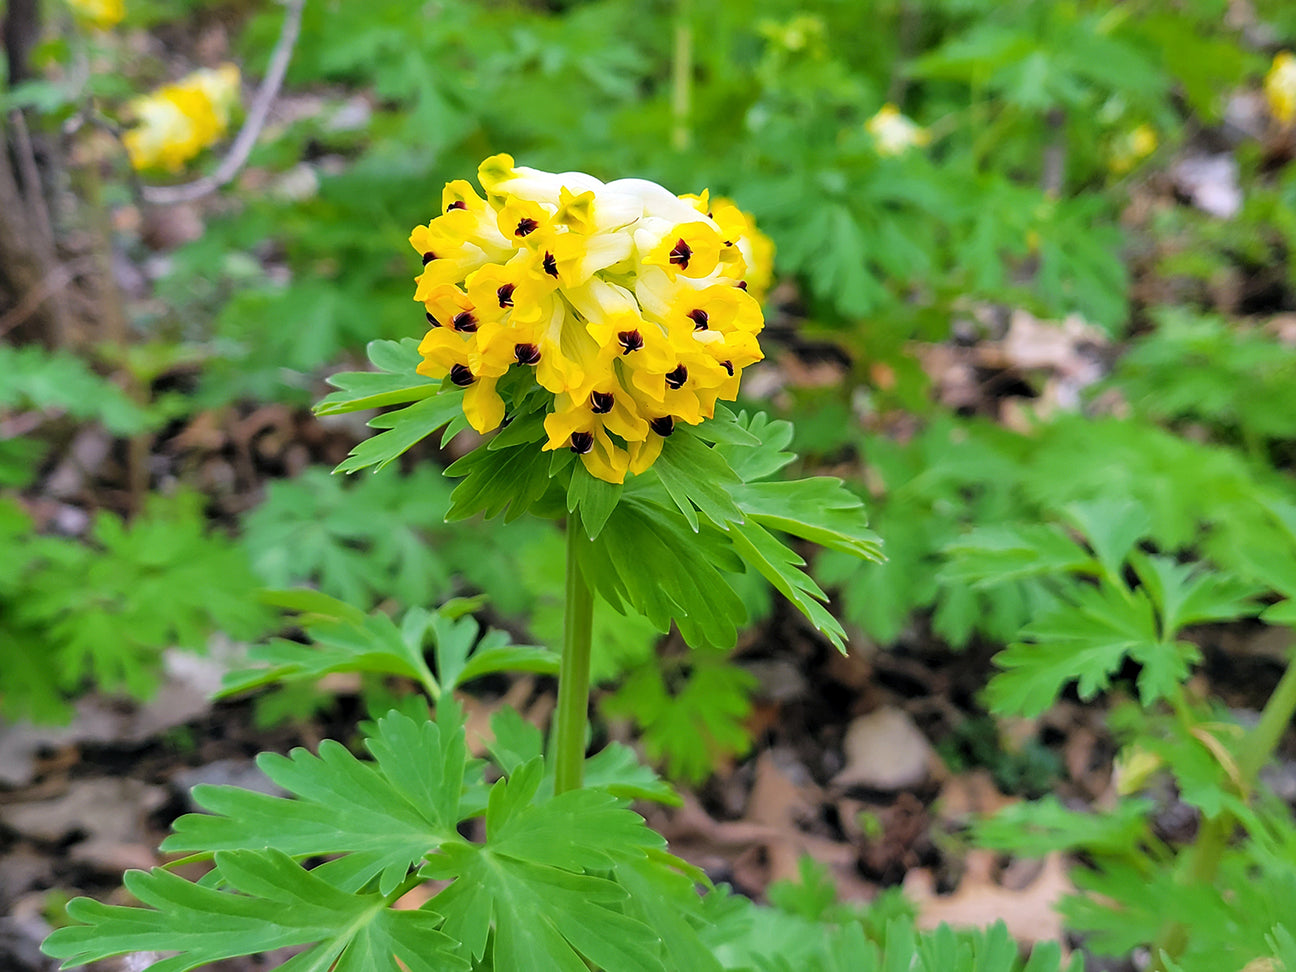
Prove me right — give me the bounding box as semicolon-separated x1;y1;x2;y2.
409;155;771;483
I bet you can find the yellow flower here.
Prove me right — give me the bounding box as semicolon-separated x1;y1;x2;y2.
123;64;240;172
68;0;124;29
409;156;768;483
680;193;776;300
639;220;725;280
1108;124;1158;174
865;104;930;157
1266;51;1296;126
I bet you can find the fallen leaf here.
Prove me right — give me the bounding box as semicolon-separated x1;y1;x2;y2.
934;769;1016;826
460;678;537;757
903;848;1072;945
0;778;166;874
1171;154;1242;219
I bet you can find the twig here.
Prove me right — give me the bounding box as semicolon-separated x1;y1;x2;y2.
1041;108;1067;199
9;109;56;247
0;256;95;338
139;0;305;206
0;410;54;440
886;1;918;105
670;0;692;151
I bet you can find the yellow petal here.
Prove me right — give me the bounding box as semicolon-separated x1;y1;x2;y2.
581;429;630;484
477;154;516;193
556;186;598;234
640;221;723;280
463;377;505;433
626;434;664;475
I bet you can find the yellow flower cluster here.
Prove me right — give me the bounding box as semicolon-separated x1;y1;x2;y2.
1267;51;1296;126
410;155;772;484
123;65;240;173
67;0;124;29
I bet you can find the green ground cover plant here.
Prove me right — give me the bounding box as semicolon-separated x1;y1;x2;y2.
36;155;1081;972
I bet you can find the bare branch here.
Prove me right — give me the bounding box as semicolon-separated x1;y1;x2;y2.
0;257;96;339
9;109;56;247
140;0;306;206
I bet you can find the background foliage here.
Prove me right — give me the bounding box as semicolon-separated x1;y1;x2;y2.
5;0;1296;968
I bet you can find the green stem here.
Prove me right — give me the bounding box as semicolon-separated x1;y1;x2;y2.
553;522;594;795
670;0;692;151
1152;650;1296;969
1238;650;1296;783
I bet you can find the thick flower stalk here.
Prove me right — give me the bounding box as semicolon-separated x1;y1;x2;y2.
123;64;241;172
410;155;773;484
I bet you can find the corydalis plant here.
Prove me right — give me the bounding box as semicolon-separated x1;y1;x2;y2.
42;161;923;972
411;153;773;483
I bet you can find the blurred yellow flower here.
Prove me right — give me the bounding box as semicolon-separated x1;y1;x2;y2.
757;14;826;55
68;0;124;29
123;64;240;173
410;156;772;483
1113;746;1163;796
866;104;930;157
1108;123;1158;174
1266;51;1296;125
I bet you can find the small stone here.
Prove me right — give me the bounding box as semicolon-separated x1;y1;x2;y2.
833;707;934;791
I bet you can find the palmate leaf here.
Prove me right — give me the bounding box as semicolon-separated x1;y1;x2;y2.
54;701;705;971
705;414;880;649
335;389;467;474
424;758;668;972
941;523;1096;587
0;344;156;435
163;708;466;895
16;492;271;708
435;613;559;688
987;584;1163;717
603;657;756;784
42;848;466;972
729;518;850;651
486;706;679;805
1131;554;1262;637
712;409;796;482
220;596;555;699
1062;499;1151;581
974;795;1155;858
241;465;457;609
318;337;469;475
313;338;441;415
730;478;882;562
617;856;724;972
717;900;1080;972
220;596;438;697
